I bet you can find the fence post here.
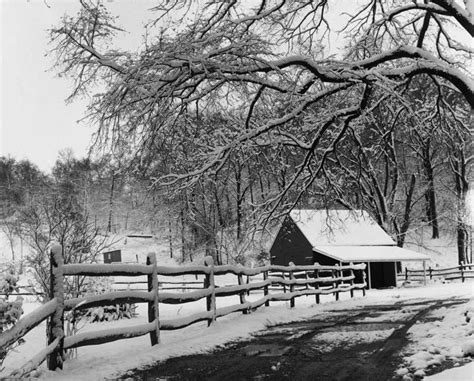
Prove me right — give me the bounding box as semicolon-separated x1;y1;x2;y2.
47;244;64;371
205;256;216;326
405;266;408;281
429;266;433;280
147;253;160;345
423;260;427;286
362;266;367;297
237;273;248;314
349;263;355;298
263;270;270;307
333;265;340;301
460;262;465;283
314;265;320;304
289;262;295;308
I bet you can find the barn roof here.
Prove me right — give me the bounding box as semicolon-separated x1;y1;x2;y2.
289;209;395;246
288;209;429;262
313;245;430;262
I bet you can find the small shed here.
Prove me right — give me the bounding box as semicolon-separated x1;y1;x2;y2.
270;209;429;289
103;250;122;264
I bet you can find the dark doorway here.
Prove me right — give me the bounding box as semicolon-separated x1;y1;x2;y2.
369;262;396;288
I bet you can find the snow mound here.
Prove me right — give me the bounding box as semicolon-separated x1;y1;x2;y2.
425;362;474;380
462;340;474;357
401;297;474;376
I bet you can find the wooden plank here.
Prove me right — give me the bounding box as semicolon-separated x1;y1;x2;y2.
156;263;365;278
64;263;154;276
47;244;64;371
160;311;212;331
64;321;156;349
289;262;295;308
147;253;160;345
0;298;57;349
263;271;269;307
204;256;216;327
159;289;212;304
237;274;248;314
423;260;427;286
64;291;154;311
10;336;62;378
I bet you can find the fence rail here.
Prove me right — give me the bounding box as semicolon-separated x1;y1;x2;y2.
402;263;474;283
1;245;367;378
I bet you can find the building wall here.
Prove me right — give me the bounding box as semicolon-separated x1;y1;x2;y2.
270;217;314;265
313;252;397;289
312;251;338;266
271;216;398;288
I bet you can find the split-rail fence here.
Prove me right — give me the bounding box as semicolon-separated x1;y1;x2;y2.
0;245;367;378
402;263;474;283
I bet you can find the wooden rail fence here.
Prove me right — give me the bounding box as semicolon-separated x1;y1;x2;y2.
0;245;367;378
402;263;474;283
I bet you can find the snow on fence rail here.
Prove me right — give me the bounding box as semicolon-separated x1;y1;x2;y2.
403;263;474;283
1;245;367;377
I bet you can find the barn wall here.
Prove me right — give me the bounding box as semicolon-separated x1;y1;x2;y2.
312;251;338;266
270;217;314;266
339;261;397;289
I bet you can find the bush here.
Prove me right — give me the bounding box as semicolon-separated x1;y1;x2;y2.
64;276;138;360
0;272;24;370
85;303;138;322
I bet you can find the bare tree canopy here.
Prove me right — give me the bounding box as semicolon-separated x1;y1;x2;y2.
49;0;473;216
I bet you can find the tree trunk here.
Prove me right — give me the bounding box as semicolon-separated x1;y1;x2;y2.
423;146;439;239
168;205;173;258
180;202;187;261
452;157;469;265
235;166;242;241
457;222;468;264
397;174;416;248
107;173;116;233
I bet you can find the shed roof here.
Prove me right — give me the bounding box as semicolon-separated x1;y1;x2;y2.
289;209;395;247
313;245;430;262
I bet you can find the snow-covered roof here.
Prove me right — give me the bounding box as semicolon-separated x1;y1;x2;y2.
313;245;430;262
289;209;395;246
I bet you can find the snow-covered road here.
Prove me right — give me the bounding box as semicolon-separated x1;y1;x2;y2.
120;297;472;380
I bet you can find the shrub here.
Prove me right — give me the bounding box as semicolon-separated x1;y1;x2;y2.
0;272;24;370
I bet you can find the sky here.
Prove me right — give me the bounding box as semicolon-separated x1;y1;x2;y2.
0;0;153;173
0;0;356;173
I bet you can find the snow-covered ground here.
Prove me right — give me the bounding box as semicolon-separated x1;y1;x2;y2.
1;231;473;380
392;285;474;380
1;281;472;380
425;362;474;381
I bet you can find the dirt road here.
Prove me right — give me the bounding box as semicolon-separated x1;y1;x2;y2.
120;298;469;381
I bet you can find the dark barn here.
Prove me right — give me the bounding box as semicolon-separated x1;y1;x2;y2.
270;210;429;289
103;249;122;264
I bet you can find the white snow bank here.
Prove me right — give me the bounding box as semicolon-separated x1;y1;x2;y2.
396;286;474;379
425;361;474;380
462;340;474;356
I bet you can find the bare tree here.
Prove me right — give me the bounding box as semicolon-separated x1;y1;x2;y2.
49;0;473;224
441;92;473;263
18;185;109;301
1;216;20;262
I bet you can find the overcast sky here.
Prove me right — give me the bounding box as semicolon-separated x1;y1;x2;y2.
0;0;153;172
